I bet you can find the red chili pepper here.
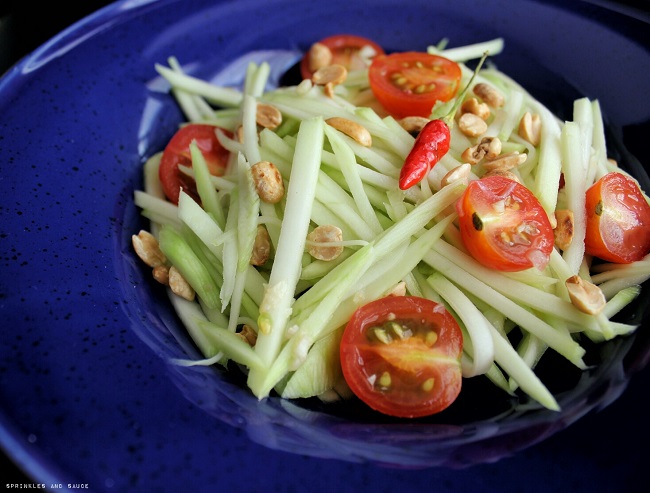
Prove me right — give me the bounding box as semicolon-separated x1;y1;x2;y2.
398;52;489;190
399;119;451;189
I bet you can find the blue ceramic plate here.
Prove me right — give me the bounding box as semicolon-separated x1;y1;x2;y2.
1;0;649;491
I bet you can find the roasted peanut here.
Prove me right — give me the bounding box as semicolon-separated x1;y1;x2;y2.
473;82;505;108
307;42;333;72
458;112;488;137
326;117;372;147
554;209;574;251
441;162;471;188
323;82;336;98
461;97;491;120
237;324;258;347
462;136;502;164
398;116;430;136
152;265;170;285
518;111;542;146
483;168;521;183
256;103;282;130
565;275;606;315
307;224;344;261
387;281;407;297
132;230;166;268
312;64;347;86
251;161;284;204
169;266;195;301
250;225;271;266
482;151;527;172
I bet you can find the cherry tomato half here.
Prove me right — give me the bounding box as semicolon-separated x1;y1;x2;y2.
159;124;231;204
585;172;650;263
340;296;463;418
457;175;555;272
368;52;462;119
300;34;385;80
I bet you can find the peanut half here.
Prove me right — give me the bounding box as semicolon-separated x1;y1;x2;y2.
458;112;488;137
565;275;606;315
250;224;272;266
169;266;196;302
473;82;505;108
326;117;372;147
518;111;542;146
554;209;574;251
307;224;344;261
256;103;283;130
251;160;285;204
132;230;166;268
307;42;333;72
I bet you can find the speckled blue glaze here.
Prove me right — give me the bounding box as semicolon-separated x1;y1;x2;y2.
1;0;649;491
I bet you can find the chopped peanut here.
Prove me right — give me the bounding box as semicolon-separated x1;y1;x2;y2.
473;82;505;108
307;224;344;261
132;230;166;268
250;225;271;266
458;112;488;137
251;160;284;204
518;111;542;146
168;266;195;301
565;275;606;315
256;103;282;130
326;117;372;147
554;209;574;251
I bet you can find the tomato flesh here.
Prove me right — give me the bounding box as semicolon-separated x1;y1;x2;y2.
300;34;384;80
159;124;231;204
457;175;555;272
340;296;463;418
368;52;462;119
585;172;650;263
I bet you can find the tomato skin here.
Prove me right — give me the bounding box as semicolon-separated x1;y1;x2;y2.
585;172;650;263
300;34;384;80
340;296;463;418
457;175;555;272
159;124;231;204
368;52;462;119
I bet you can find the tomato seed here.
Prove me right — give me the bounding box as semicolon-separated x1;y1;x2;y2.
425;331;438;346
421;378;435;392
390;322;406;339
472;212;484;231
595;200;604;216
379;371;392;388
373;327;391;344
